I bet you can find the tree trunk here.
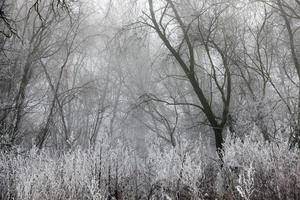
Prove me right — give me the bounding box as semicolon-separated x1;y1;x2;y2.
213;127;224;162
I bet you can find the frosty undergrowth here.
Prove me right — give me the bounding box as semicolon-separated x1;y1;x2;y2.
0;131;299;200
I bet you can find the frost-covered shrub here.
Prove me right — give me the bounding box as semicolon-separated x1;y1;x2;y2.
0;138;139;200
223;130;300;200
0;128;299;200
236;163;255;200
145;137;213;199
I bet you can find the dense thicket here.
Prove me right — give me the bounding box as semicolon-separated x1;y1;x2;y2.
0;0;299;199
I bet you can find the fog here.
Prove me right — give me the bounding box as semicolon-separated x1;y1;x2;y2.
0;0;299;199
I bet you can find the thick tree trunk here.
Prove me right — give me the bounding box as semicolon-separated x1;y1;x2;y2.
213;127;224;162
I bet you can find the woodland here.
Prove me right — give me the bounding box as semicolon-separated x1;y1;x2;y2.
0;0;300;199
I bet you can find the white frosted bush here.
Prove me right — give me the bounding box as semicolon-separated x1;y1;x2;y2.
0;128;299;199
223;128;300;199
236;162;255;200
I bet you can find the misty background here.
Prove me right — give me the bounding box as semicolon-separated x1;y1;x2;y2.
0;0;299;199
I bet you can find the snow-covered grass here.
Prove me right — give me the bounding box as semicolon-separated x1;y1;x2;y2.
0;132;299;200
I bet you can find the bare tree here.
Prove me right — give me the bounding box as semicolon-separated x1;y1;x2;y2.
254;0;300;146
144;0;234;161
